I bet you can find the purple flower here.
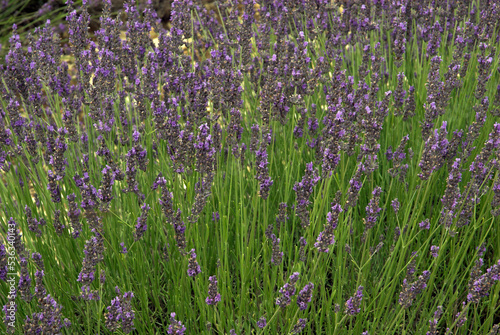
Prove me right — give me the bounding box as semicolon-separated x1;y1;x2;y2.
120;242;128;254
345;286;363;315
419;219;431;230
297;282;314;310
187;249;201;277
276;272;300;308
134;203;150;241
315;198;341;253
467;259;500;303
212;212;220;222
205;275;221;306
365;187;382;230
269;233;283;266
391;198;400;214
290;318;307;334
255;146;273;200
256;317;267;329
430;246;439;258
293;162;321;228
399;271;431;308
167;312;186;335
427;306;443;335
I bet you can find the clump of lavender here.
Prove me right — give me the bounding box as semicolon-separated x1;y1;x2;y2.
190;124;216;222
205;275;221;306
255;145;273;200
167;312;186;335
418;121;449;180
364;187;382;231
250;124;260;152
398;270;431;308
98;165;116;212
297;282;314;310
120;243;128;254
52;209;64;236
134;202;150;241
187;249;201;277
105;287;135;334
346;163;364;208
293;162;320;228
391;198;400;214
419;219;431;230
227;108;244;157
256;316;266;329
298;236;307;262
276;202;288;232
173;209;187;254
269;233;283;266
157;176;174;223
315;193;342;253
430;246;439;258
25;205;42;237
276;272;300;308
453;301;468;329
387;135;412;184
467;259;500;303
492;180;500;217
18;257;32;302
345;286;363;316
23;294;70;334
77;233;105;300
427;306;443;335
440;158;462;228
290;318;308;334
67;193;82;238
31;253;45;301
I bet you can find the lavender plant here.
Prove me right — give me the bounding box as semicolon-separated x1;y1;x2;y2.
0;0;499;334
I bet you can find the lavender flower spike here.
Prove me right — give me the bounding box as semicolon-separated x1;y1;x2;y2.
205;275;221;306
187;249;201;277
345;286;363;315
168;312;186;335
297;282;314;310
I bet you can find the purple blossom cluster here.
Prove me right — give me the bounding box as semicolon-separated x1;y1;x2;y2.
296;282;314;311
105;287;135;334
293;162;320;228
205;275;221;306
315;192;342;253
0;0;500;333
167;312;186;335
187;249;201;277
276;272;300;308
345;286;363;316
399;270;431;309
255;145;273;200
364;187;382;231
467;258;500;303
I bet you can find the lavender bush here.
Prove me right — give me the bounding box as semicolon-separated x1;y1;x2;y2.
1;0;500;334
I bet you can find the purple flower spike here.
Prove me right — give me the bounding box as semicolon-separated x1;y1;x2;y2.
345;286;363;315
256;317;267;329
187;249;201;277
167;312;186;335
205;275;221;306
297;282;314;310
